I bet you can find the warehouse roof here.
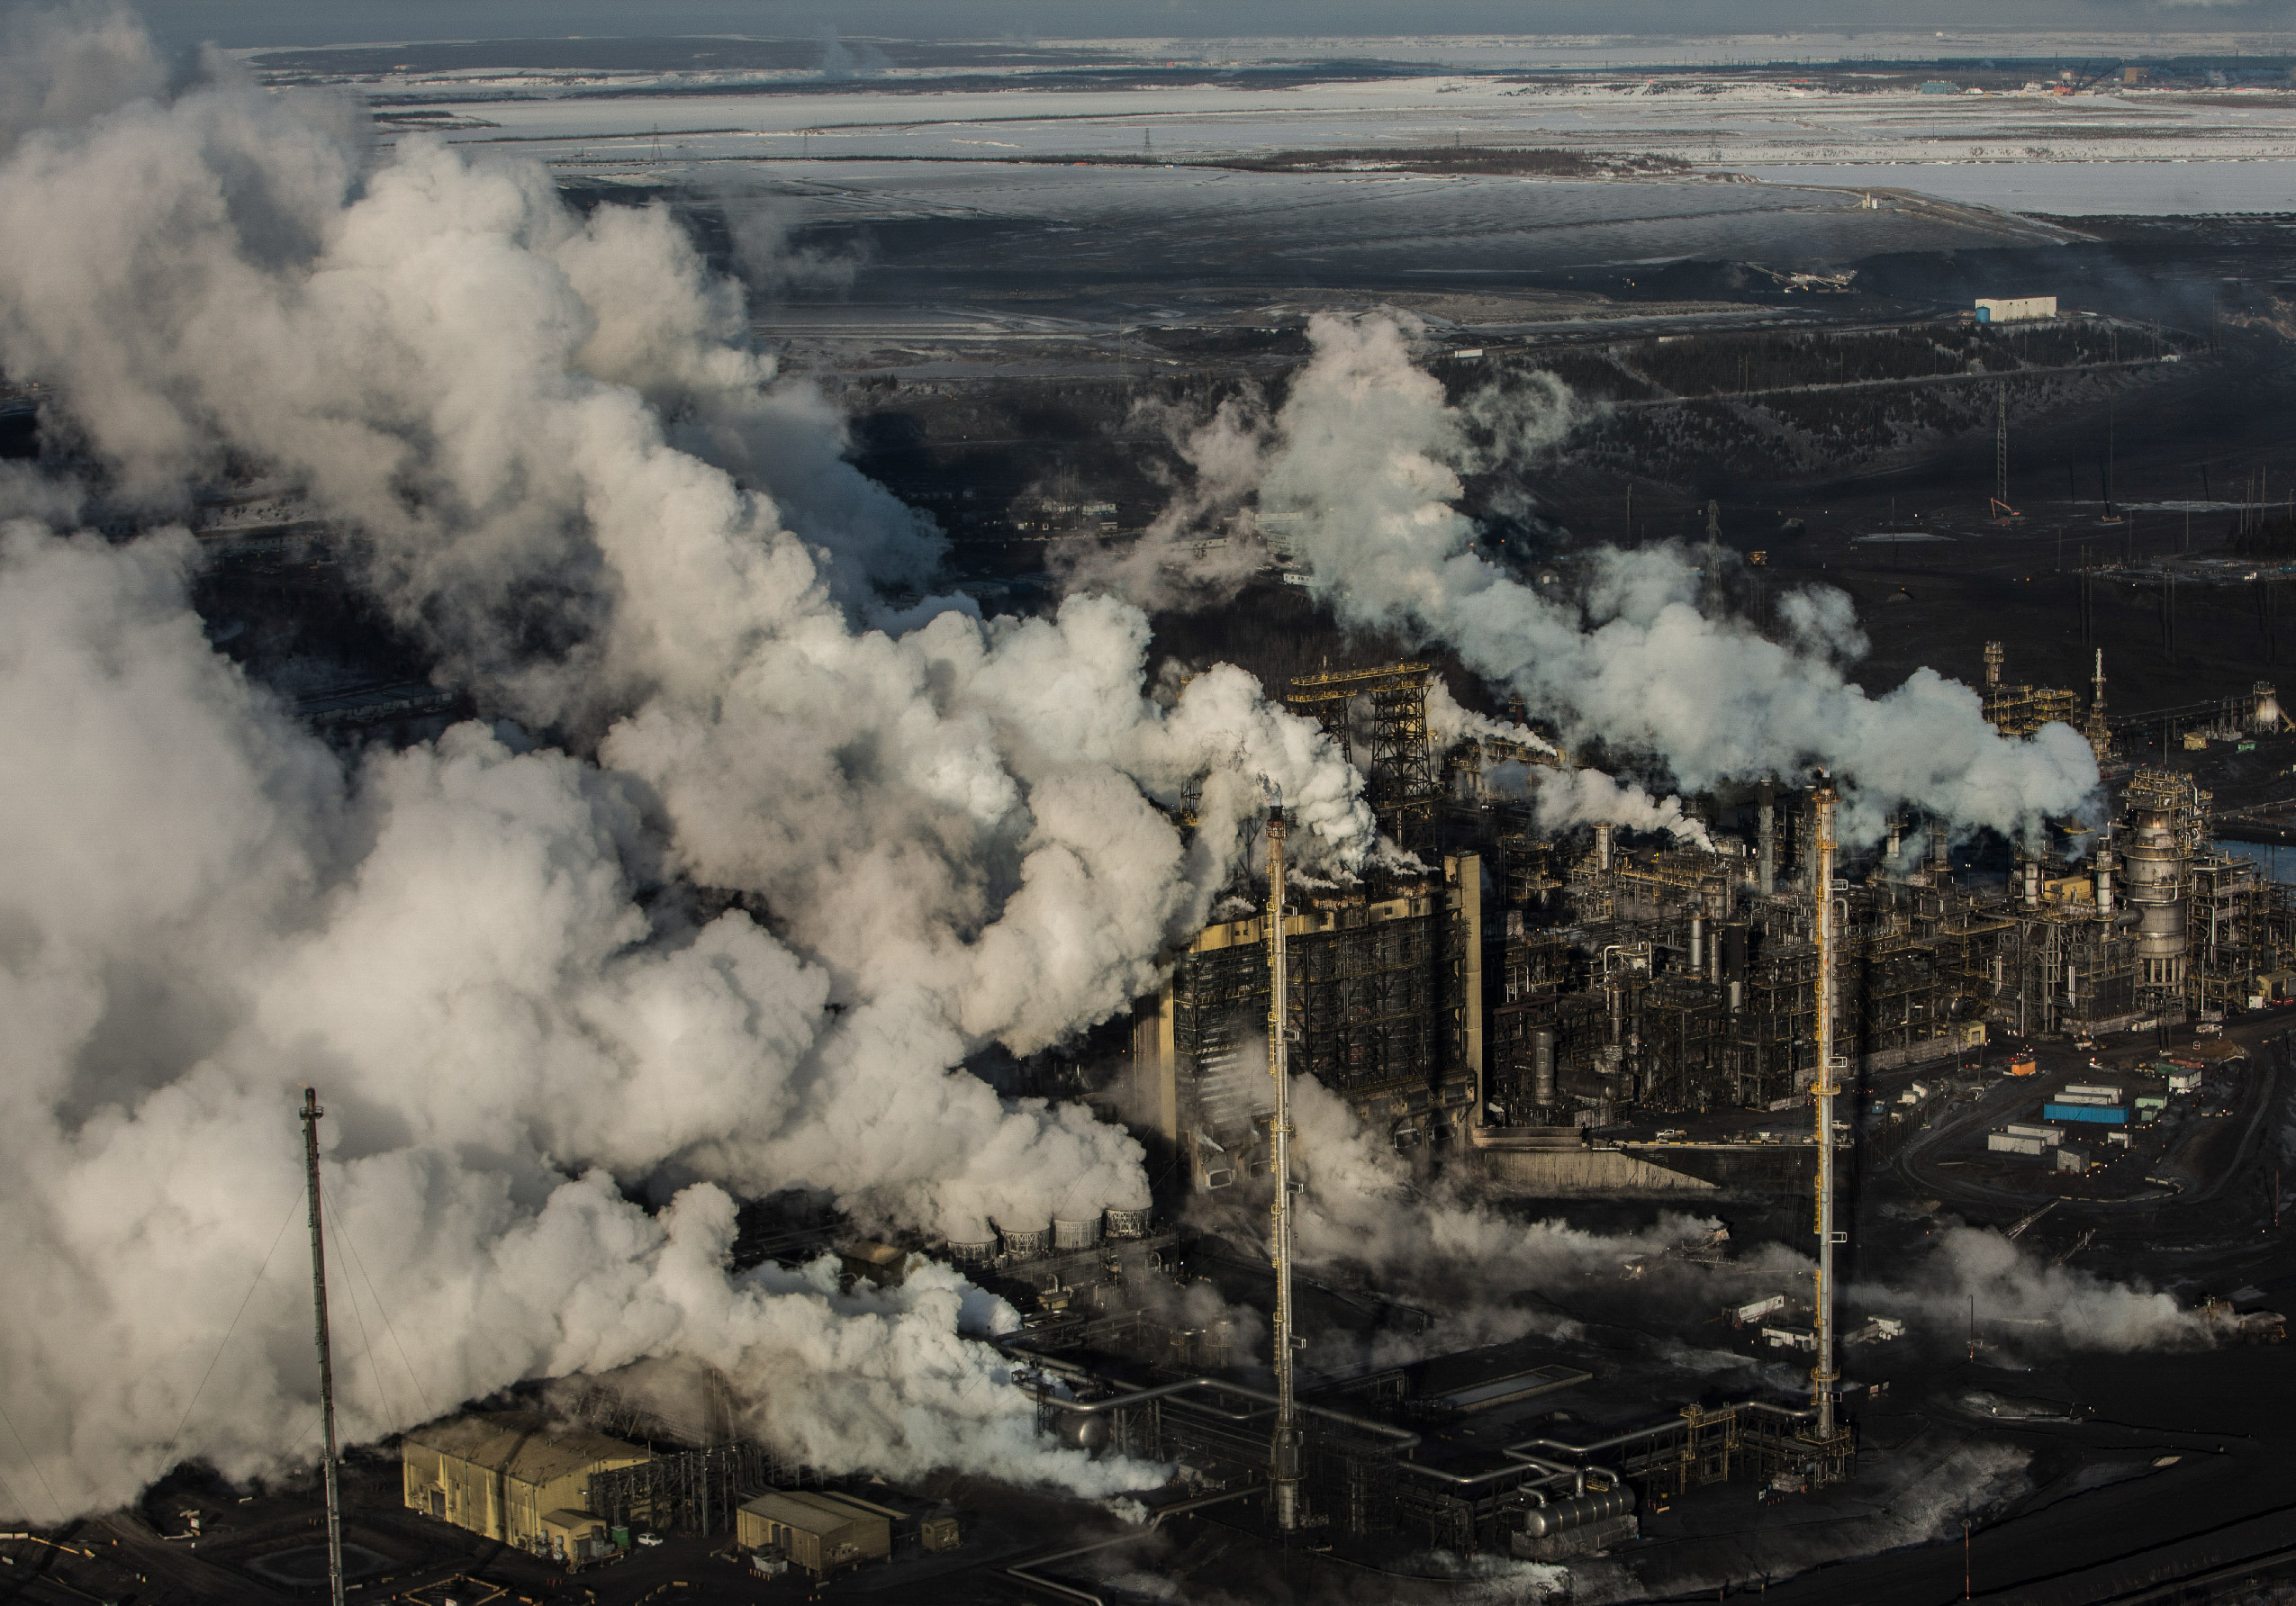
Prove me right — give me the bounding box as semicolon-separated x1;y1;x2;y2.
401;1413;646;1485
741;1491;859;1538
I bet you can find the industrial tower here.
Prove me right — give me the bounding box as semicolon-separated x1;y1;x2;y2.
1264;789;1302;1530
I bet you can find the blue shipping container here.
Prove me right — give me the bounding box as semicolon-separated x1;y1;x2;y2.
2044;1103;2128;1125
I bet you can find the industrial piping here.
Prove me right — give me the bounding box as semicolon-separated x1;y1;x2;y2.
1007;1489;1255;1606
1003;1340;1423;1448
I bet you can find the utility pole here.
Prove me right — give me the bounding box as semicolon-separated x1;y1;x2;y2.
1995;382;2009;509
1812;778;1841;1446
1263;789;1301;1532
301;1089;346;1606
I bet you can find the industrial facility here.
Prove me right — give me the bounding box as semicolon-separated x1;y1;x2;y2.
398;1413;648;1562
1108;657;2292;1207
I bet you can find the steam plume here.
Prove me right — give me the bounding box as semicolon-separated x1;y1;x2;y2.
0;12;1371;1518
1238;313;2102;840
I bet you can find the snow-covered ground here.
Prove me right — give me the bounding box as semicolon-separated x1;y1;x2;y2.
1741;160;2296;215
285;39;2296;220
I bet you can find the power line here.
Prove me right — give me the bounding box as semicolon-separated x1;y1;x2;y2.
322;1198;394;1433
167;1190;304;1456
324;1181;435;1425
0;1454;35;1529
0;1395;66;1526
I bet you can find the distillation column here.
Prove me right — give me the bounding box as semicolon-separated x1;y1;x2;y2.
1265;796;1302;1530
1810;781;1842;1446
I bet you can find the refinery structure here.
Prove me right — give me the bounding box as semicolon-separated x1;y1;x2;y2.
304;652;2294;1585
887;654;2289;1568
1123;654;2293;1200
27;22;2296;1606
300;646;2296;1585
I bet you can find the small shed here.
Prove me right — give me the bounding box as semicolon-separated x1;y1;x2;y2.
737;1491;890;1577
538;1508;608;1565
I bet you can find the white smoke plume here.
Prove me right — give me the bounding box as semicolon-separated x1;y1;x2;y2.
0;13;1377;1520
1260;1078;2209;1374
1425;678;1710;847
1849;1224;2209;1353
1049;388;1271;611
1422;675;1551;756
1531;766;1715;851
1241;313;2101;843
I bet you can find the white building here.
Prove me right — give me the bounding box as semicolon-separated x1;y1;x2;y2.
1975;296;2057;324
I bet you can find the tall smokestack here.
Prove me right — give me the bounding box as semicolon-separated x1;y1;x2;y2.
1263;788;1301;1531
300;1089;346;1606
1758;780;1776;897
1810;780;1841;1446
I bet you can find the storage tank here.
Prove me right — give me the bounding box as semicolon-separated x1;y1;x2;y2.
1103;1206;1152;1240
1052;1216;1102;1252
1053;1414;1111;1455
995;1221;1051;1259
1532;1029;1558;1106
1519;1485;1637;1540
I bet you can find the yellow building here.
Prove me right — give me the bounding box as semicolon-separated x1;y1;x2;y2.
400;1413;647;1556
736;1490;891;1577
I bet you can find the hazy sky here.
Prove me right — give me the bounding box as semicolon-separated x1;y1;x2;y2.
130;0;2296;53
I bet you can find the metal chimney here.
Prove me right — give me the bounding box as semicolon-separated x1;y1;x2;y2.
1810;780;1842;1446
1263;789;1301;1530
301;1089;346;1606
1758;779;1776;897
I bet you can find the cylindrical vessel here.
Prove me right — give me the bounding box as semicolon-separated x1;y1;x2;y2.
1688;914;1704;975
1054;1414;1111;1455
1532;1028;1558;1106
1519;1485;1637;1539
2124;808;2187;989
1103;1206;1152;1240
1595;822;1614;872
1052;1216;1102;1252
995;1221;1050;1259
